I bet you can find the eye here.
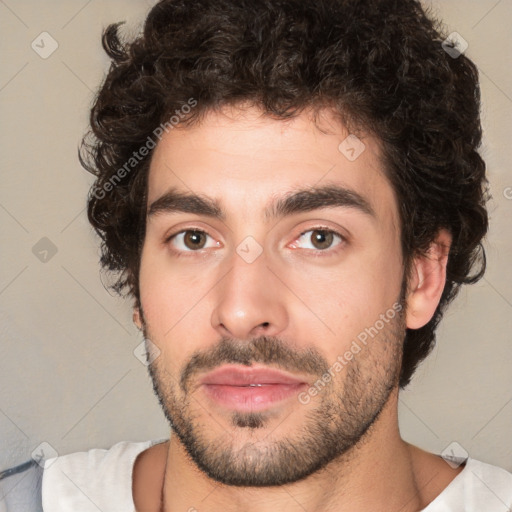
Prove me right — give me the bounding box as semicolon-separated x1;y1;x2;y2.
291;228;345;252
167;230;220;252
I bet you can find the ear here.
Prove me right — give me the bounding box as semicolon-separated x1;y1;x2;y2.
133;307;143;330
405;229;452;330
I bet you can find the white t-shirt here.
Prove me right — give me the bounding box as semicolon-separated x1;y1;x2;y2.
41;441;512;511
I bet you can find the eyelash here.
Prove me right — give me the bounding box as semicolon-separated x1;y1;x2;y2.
164;227;346;257
293;227;346;256
164;229;218;258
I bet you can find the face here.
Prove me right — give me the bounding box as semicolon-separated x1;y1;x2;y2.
138;105;407;486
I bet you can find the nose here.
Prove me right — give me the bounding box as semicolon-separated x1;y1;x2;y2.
210;249;289;340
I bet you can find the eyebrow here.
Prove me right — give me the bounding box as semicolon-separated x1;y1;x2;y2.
266;185;375;221
147;184;376;221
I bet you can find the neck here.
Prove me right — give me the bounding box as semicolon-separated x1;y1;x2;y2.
160;389;425;512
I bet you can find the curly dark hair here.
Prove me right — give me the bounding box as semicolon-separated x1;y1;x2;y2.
81;0;489;388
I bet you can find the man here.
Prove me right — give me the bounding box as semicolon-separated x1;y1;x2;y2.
2;0;511;510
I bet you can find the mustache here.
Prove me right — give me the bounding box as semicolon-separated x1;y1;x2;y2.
179;336;330;393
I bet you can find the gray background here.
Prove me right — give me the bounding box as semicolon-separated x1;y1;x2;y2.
1;0;511;473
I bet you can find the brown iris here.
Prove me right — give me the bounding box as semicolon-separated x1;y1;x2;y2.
309;230;334;250
183;230;208;250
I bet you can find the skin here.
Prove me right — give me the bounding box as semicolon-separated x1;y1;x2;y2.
132;105;460;511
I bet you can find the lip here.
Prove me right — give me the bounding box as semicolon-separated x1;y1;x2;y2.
199;365;309;412
200;365;307;386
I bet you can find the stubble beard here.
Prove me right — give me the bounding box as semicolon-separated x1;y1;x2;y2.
144;302;405;487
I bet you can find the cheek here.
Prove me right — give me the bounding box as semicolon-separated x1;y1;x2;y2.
138;248;220;369
281;245;403;356
139;245;205;327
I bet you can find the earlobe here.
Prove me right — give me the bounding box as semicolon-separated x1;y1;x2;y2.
133;307;143;330
405;229;452;330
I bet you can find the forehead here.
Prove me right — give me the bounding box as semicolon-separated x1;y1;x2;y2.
147;106;399;229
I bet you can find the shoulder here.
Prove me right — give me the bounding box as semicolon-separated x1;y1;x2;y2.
0;460;44;512
41;440;165;512
424;458;512;511
470;457;512;482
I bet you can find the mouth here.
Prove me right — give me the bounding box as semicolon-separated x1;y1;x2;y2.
199;364;309;412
